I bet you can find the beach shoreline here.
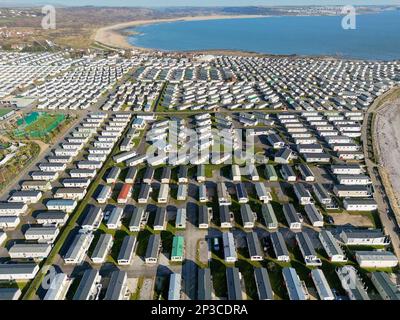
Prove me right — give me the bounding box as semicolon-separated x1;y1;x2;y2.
93;14;268;51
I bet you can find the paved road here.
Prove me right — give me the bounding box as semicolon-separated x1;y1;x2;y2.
362;89;400;259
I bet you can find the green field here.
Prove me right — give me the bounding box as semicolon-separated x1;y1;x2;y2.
0;109;12;117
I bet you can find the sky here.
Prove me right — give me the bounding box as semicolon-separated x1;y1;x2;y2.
1;0;400;7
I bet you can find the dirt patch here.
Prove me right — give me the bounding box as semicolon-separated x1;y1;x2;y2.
330;212;374;228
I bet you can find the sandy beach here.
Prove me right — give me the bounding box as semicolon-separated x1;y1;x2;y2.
93;14;267;50
375;95;400;206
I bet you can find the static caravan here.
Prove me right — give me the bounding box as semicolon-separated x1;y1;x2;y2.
311;269;335;300
280;165;296;182
106;207;124;230
319;230;347;262
143;167;154;184
168;273;182;301
283;203;302;230
0;202;28;216
222;232;237;263
282;267;307;300
295;232;322;266
178;166;189;183
219;206;233;229
153;207;167;231
236;183;249;204
198;205;212;229
91;234;113;264
8;191;42;204
117;236;137;265
105;167;121;184
304;204;324;227
63;232;94;264
171;236;184;262
240;204;256;229
158;183;170;204
270;231;290;262
138;184;152;204
129;207;146;232
197;165;206;183
35;211;68;226
226;267;243;301
312;183;332;205
254;268;274;300
261;203;278;230
96;185;112;204
246;232;263;261
145;234;161;264
117;184;132;204
265;165;278;181
125;167;137;184
293;184;312;205
177;184;188;201
232;165;241;182
254;182;271;203
217;182;231;206
175;208;187;229
160;167;171;184
81;206;103;231
198;184;208;203
8;243;52;260
104;271;129;301
297;164;315;182
343;198;378;212
72;269;102;300
46;199;77;213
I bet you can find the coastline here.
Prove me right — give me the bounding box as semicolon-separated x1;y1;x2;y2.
93;14;268;51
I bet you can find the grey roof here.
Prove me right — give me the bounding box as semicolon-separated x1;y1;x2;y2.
371;272;400;300
178;166;188;179
35;210;67;221
138;184;151;200
236;183;248;199
73;269;100;300
0;288;21;300
125;167;137;182
81;205;102;227
143;167;154;181
219;206;231;224
145;234;161;259
118;236;137;262
283;203;301;224
254;267;274;300
246;232;263;258
91;234;113;261
296;232;317;257
154;207;166;227
281;164;296;177
319;230;345;257
0;263;38;277
129;207;145;229
197;268;212;300
104;270;127;300
304;204;324;224
341;229;385;239
198;205;209;225
282;267;306;300
261;203;278;227
298;164;314;178
161;167;171;181
294;183;310;198
240;204;254;224
270;231;289;258
226;267;242;300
